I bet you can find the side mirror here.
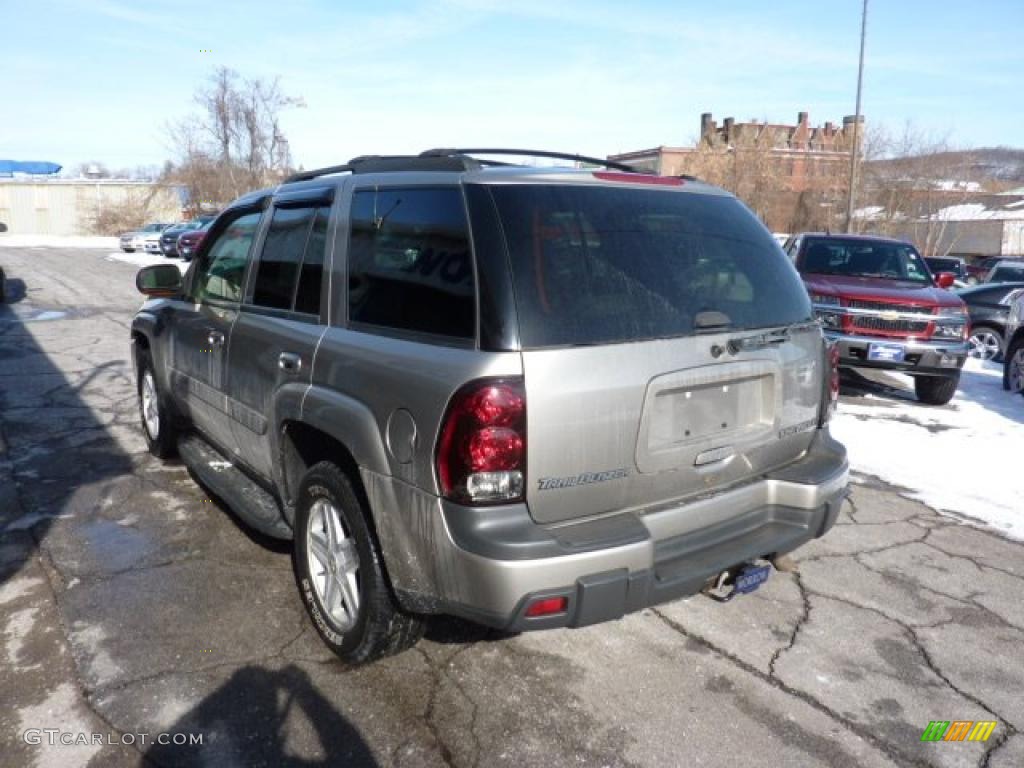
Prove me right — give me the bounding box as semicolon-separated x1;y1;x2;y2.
136;264;182;297
936;272;955;289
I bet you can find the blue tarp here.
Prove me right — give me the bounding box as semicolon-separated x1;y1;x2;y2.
0;160;62;177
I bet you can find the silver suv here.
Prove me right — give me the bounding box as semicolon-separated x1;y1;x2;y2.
131;150;848;663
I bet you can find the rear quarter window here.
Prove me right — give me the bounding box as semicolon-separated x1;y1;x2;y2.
347;187;475;340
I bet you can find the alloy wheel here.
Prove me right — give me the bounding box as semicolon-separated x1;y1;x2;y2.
967;330;1001;361
306;498;361;631
141;371;160;439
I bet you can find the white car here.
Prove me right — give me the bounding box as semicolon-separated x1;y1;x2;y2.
119;223;170;253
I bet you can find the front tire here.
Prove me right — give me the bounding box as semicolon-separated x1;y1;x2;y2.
294;461;424;664
137;349;178;458
914;372;959;405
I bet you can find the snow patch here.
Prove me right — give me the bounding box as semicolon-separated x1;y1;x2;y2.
69;624;122;687
0;235;118;249
0;573;44;606
17;682;103;768
104;251;189;274
5;605;40;665
832;358;1024;539
3;512;72;533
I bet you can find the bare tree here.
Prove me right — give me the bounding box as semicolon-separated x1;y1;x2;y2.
681;124;787;225
856;123;980;256
164;67;305;210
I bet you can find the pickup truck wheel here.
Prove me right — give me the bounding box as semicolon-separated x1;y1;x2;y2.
136;349;178;458
914;373;959;406
294;461;424;664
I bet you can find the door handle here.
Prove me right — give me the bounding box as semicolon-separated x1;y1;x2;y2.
207;330;225;347
278;352;302;373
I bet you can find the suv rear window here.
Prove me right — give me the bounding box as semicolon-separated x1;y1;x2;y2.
486;185;810;348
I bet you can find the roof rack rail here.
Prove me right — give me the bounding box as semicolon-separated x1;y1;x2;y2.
420;148;639;173
285;153;484;183
285;148;640;184
285;163;353;183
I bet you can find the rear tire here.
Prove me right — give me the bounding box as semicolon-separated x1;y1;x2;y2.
294;461;424;665
137;348;178;458
1005;337;1024;394
914;373;959;405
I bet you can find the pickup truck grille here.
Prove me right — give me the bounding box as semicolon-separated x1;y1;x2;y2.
846;299;934;315
852;316;929;333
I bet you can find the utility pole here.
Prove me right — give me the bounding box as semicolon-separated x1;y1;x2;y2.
844;0;868;233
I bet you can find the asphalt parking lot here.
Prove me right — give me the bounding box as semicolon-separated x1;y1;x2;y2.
2;247;1023;768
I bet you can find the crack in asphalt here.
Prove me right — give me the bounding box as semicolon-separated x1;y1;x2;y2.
414;645;461;768
651;607;936;768
767;572;810;679
796;531;930;563
851;554;1024;634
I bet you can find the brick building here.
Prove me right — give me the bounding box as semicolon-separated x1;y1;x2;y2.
609;111;864;231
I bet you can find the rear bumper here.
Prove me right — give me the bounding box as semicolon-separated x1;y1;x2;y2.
826;331;968;376
388;427;848;631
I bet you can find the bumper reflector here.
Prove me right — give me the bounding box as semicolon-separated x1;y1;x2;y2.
525;596;568;617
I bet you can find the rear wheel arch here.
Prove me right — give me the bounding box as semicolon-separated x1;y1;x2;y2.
280;421;368;521
280;421;407;599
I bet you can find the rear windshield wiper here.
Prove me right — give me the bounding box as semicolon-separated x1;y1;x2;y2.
727;321;814;353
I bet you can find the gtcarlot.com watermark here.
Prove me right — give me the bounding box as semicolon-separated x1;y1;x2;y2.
24;729;203;747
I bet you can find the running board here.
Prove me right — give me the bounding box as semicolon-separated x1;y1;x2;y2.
178;434;292;540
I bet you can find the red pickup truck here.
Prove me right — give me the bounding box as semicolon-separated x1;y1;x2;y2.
785;233;969;405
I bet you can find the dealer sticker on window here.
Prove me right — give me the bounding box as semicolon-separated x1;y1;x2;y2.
867;342;906;363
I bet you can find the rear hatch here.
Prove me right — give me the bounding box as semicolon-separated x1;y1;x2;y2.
484;182;823;525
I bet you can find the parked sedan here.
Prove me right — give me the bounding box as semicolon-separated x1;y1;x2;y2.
176;218;215;261
119;222;170;253
159;216;216;258
965;256;1001;284
957;282;1024;361
985;260;1024;284
925;256;969;284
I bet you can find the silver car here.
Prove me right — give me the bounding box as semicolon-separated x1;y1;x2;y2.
1002;289;1024;392
119;222;169;253
130;150;848;664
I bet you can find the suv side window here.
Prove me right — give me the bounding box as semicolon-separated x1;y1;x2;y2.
347;187;474;339
249;205;328;316
192;211;262;304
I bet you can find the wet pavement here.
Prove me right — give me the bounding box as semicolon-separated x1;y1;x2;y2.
1;247;1022;768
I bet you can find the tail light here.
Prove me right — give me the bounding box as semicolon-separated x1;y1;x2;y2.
436;378;526;504
820;340;840;425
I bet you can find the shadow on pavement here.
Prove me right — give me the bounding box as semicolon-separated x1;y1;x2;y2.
0;280;135;586
423;614;516;645
836;367;918;405
144;663;378;767
956;361;1024;423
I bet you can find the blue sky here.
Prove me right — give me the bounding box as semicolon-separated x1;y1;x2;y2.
2;0;1022;172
